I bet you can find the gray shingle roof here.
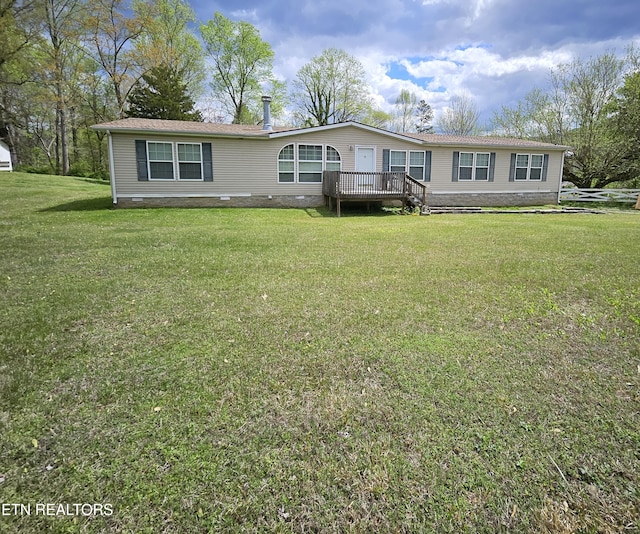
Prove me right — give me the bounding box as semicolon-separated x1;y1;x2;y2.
92;118;570;150
91;117;278;136
403;132;569;149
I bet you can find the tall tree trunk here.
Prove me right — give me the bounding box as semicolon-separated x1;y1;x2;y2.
56;73;69;175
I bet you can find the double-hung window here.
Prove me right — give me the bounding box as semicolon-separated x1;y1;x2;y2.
458;152;490;181
298;144;323;183
177;143;203;180
474;153;490;181
515;154;544;181
383;149;431;181
408;151;425;181
389;150;407;173
147;142;174;180
510;153;547;181
136;140;212;182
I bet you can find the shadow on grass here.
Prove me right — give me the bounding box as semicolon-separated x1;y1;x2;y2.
40;196;113;212
306;203;401;218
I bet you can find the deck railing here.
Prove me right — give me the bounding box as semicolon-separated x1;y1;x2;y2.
323;171;406;198
559;188;640;203
323;171;428;216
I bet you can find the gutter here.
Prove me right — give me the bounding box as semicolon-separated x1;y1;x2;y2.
557;150;567;204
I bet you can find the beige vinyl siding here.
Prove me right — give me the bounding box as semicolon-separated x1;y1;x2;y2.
111;126;565;200
429;147;563;194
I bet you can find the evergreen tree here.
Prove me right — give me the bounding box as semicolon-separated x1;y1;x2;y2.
126;65;202;121
415;100;434;133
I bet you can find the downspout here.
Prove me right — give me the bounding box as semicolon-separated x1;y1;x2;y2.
557;150;566;205
106;130;117;205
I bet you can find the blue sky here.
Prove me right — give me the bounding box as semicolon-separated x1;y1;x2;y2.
189;0;640;127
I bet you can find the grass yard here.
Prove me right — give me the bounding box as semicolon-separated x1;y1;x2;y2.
0;172;639;533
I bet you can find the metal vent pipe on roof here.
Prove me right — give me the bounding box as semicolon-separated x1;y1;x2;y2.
262;95;272;131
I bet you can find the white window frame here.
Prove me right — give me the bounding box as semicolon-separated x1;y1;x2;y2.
458;152;491;181
147;141;174;180
277;144;342;184
326;145;342;172
177;142;204;181
389;150;407;173
515;153;544;181
278;144;295;183
388;150;427;181
408;150;426;181
298;144;324;183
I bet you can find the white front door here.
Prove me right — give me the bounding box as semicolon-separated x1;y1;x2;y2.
355;147;375;186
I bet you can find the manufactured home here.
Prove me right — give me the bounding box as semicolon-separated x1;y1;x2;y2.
92;100;569;212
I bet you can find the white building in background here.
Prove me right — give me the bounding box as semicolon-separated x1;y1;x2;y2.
0;141;12;171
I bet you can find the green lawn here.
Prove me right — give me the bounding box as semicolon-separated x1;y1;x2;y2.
1;172;638;533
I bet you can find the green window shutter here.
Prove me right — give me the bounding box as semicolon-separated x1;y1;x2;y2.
135;140;148;181
541;153;549;182
425;150;432;182
382;149;390;171
489;152;496;182
452;151;459;182
202;143;213;182
509;153;516;182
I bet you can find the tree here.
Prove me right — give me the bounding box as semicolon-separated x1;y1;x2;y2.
133;0;204;97
415;99;434;133
491;88;557;141
491;53;628;188
292;48;373;126
0;0;41;73
200;12;276;124
559;54;625;188
126;65;202;121
83;0;151;118
437;92;480;135
0;0;43;165
361;108;392;129
608;71;640;187
392;89;417;133
43;0;84;174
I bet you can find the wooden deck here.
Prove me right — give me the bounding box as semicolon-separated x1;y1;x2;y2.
322;171;428;216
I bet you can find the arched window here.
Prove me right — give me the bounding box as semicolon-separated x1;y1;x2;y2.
326;146;341;171
278;144;294;183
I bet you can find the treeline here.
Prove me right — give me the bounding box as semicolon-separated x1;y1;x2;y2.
1;0;207;178
1;1;639;188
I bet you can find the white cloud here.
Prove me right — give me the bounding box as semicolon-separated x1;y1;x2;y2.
193;0;640;126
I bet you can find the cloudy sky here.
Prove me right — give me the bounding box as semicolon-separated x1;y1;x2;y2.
189;0;640;128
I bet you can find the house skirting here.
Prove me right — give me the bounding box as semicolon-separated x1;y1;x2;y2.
115;195;325;208
114;191;558;209
428;191;558;207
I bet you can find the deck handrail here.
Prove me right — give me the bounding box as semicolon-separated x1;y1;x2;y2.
323;170;429;216
404;174;427;210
